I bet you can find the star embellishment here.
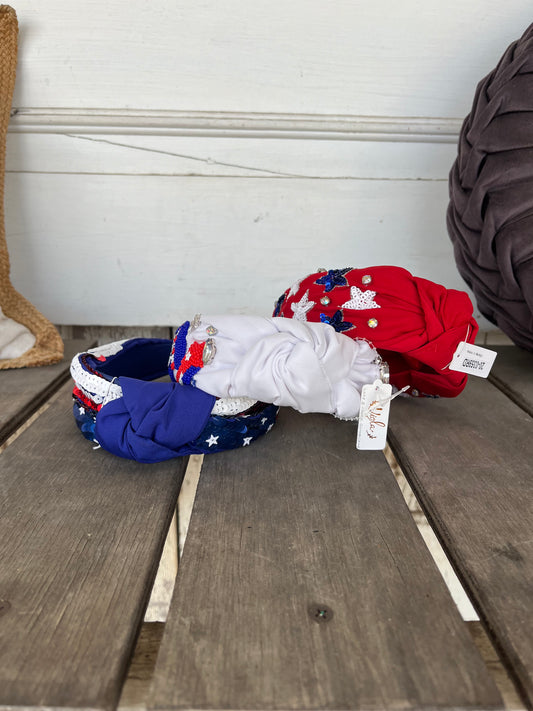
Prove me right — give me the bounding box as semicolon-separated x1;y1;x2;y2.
206;434;219;447
290;290;315;321
320;310;354;333
78;406;85;415
315;268;351;292
288;278;303;297
273;293;285;317
341;286;380;310
243;436;253;446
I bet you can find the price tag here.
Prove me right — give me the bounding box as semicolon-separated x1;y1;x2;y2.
356;380;392;450
449;342;497;378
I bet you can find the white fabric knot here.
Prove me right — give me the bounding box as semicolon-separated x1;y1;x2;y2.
182;316;380;420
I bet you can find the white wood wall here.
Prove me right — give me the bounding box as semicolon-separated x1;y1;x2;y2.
5;0;532;326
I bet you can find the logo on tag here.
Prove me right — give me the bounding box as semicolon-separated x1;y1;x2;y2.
449;342;497;378
356;380;392;450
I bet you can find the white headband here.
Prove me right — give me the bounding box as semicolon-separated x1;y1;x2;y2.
169;315;383;420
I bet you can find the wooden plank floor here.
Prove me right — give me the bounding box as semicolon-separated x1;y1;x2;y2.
489;346;533;417
388;375;533;709
0;380;187;711
149;408;502;711
0;339;89;446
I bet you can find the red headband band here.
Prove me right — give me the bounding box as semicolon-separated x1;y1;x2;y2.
273;266;478;398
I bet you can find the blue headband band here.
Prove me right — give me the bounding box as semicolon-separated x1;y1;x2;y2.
71;338;278;463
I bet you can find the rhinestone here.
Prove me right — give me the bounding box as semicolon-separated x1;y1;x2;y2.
411;389;420;397
206;325;218;336
316;267;327;272
191;313;202;329
362;274;372;285
367;318;378;328
320;296;331;305
202;338;216;365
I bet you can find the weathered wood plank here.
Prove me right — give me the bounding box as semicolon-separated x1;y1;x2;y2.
388;376;533;708
467;622;524;710
0;384;186;711
489;346;533;417
150;408;501;711
0;339;89;446
119;623;166;711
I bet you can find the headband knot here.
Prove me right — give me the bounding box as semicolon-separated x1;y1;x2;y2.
274;266;478;397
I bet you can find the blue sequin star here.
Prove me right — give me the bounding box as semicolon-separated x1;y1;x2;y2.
273;293;286;316
320;310;354;333
315;268;352;292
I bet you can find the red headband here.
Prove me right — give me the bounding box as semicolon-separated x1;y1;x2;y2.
273;266;478;398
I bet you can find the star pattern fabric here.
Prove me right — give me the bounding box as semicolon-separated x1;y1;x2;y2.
315;268;351;292
274;265;480;398
288;278;303;297
71;337;279;461
290;290;315;321
341;286;380;310
319;310;354;333
273;293;285;317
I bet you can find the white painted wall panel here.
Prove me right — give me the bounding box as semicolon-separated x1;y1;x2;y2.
10;0;532;118
6;132;458;179
6;0;524;328
5;173;477;325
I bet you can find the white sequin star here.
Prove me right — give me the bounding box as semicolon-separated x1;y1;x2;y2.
243;436;253;446
290;290;315;321
206;434;219;447
261;417;268;425
341;286;380;310
78;406;85;415
288;278;303;297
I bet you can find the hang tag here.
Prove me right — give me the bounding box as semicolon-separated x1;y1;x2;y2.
449;342;497;378
356;379;392;450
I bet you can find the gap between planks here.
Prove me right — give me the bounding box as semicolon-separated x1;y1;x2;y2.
127;442;523;710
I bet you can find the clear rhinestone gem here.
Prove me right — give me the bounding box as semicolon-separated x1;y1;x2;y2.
191;313;202;329
202;338;216;365
320;296;331;305
367;318;378;328
316;267;327;272
206;325;218;336
362;274;372;285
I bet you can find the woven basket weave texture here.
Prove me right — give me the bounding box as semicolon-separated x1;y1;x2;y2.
0;5;63;368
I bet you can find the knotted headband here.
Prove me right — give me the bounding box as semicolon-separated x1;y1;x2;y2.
71;338;278;463
447;23;533;351
273;266;478;398
168;315;384;420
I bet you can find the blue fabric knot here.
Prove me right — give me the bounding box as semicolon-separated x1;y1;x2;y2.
95;377;216;463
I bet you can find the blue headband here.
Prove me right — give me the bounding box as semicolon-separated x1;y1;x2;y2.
71;338;278;463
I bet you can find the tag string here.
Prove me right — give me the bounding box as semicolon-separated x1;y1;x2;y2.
441;324;471;371
366;385;410;413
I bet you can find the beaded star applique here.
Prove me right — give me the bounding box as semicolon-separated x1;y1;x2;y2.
290;290;315;321
315;268;352;292
319;309;354;333
273;293;285;317
341;286;380;310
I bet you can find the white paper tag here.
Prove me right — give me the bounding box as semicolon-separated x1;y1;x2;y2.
449;342;497;378
356;379;392;450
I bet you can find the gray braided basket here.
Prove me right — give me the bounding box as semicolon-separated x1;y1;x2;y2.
447;23;533;351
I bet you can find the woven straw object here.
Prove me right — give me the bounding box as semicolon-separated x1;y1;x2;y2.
447;23;533;352
0;5;63;368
